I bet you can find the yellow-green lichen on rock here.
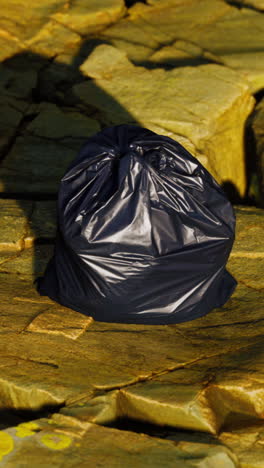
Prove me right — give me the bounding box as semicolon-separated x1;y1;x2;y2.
0;415;239;467
0;431;14;462
15;421;40;438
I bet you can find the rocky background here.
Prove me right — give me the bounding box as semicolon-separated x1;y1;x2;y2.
0;0;264;466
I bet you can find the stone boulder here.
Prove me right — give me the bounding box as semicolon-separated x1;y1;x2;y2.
74;44;255;197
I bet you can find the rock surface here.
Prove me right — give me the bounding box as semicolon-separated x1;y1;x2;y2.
225;0;264;10
0;0;263;465
0;414;239;467
0;0;126;57
101;0;264;92
0;207;263;466
76;44;254;197
0;103;100;193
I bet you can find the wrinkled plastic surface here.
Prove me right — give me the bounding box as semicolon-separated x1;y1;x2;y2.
37;124;237;324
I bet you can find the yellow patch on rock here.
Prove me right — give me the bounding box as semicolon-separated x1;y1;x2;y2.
15;421;39;438
41;432;72;450
0;432;14;461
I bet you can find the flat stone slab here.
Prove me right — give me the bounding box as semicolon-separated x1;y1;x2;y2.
0;1;126;61
26;102;100;140
0;135;77;194
0;206;262;443
26;21;82;58
26;309;93;340
0;414;238;467
101;0;264;92
228;0;264;10
76;44;254;197
0;0;126;57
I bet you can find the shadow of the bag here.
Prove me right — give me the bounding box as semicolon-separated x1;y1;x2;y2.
0;39;138;282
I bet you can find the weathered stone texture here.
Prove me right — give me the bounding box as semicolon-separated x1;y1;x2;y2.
76;44;254;197
0;200;56;252
0;0;126;57
251;99;264;207
101;0;264;92
0;0;263;464
0;415;239;467
98;0;264;91
0;208;263;449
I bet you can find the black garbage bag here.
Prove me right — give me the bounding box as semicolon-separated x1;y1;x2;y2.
37;124;237;324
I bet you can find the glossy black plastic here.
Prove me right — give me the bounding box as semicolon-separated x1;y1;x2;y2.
37;124;237;324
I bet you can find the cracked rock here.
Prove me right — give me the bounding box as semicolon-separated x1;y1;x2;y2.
26;20;82;59
0;0;66;41
220;424;264;467
231;206;264;256
51;0;126;36
0;95;29;160
100;0;264;92
76;44;254;196
26;309;93;340
0;414;239;467
0;245;54;278
0;0;126;42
